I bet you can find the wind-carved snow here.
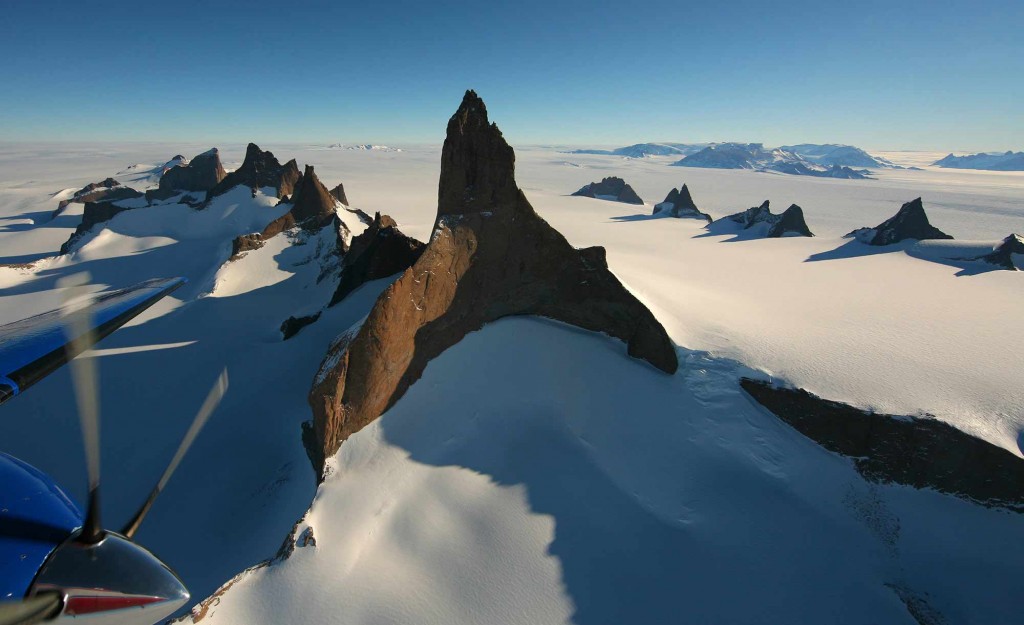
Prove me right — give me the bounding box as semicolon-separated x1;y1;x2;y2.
201;317;1024;625
0;143;1022;624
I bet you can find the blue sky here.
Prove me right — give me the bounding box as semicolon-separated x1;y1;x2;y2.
1;0;1021;150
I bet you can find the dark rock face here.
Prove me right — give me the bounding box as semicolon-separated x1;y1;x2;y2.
740;378;1024;512
328;212;426;306
977;234;1024;270
156;148;226;194
281;313;322;340
206;143;302;202
259;165;347;247
59;191;146;254
230;233;265;259
717;200;814;237
572;177;644;205
307;90;678;475
329;183;349;206
53;178;125;218
865;198;952;246
652;184;712;222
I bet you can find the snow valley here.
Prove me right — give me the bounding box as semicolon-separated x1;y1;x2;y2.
0;92;1022;625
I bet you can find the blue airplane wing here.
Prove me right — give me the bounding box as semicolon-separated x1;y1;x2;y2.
0;277;186;406
0;453;82;600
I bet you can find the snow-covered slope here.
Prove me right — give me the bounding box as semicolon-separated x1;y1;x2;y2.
781;143;896;168
1;142;1022;624
933;151;1024;171
196;317;1024;625
672;143;870;178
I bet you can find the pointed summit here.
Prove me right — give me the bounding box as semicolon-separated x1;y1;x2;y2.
437;90;519;218
290;165;338;227
653;183;711;222
977;234;1024;270
307;90;678;476
206;143;302;202
867;198;952;245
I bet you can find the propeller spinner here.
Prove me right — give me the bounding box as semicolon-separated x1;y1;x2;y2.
0;274;228;625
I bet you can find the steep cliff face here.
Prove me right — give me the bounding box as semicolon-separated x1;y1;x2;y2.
572;176;644;204
206;143;302;202
713;200;814;238
261;165;345;241
307;90;678;475
653;184;712;221
328;213;425;306
977;234;1024;270
157;148;226;194
740;379;1024;512
865;198;952;245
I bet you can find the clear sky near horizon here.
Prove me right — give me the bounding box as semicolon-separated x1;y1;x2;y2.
1;0;1021;151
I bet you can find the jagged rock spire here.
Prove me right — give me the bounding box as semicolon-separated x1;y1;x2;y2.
205;143;302;202
437;90;519;218
307;90;678;476
868;197;952;245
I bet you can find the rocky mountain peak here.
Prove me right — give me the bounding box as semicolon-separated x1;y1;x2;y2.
437;90;519;219
205;143;302;202
653;183;711;221
154;147;226;198
289;165;338;228
867;198;952;245
978;233;1024;270
307;91;678;476
572;176;644;205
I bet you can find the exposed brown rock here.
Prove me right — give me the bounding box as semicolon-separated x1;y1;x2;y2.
53;178;127;218
328;212;426;306
230;233;265;260
741;378;1024;512
205;143;302;202
329;183;349;206
307;90;677;475
258;165;348;250
152;148;226;199
60;191;146;254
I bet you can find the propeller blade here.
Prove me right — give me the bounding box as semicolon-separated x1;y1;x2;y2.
57;273;104;544
122;368;228;539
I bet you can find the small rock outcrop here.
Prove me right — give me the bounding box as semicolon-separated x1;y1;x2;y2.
976;234;1024;270
715;200;814;237
60;191;146;254
329;183;349;206
652;184;712;222
206;143;302;202
151;148;226;200
53;178;130;218
572;177;644;205
862;198;953;245
740;378;1024;512
328;212;427;306
230;233;265;260
281;313;322;340
307;90;678;476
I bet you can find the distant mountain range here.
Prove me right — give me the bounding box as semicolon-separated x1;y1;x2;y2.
672;143;873;179
566;142;906;179
568;143;708;158
932;151;1024;171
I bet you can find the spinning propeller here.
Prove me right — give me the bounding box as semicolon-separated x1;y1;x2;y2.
0;273;228;625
